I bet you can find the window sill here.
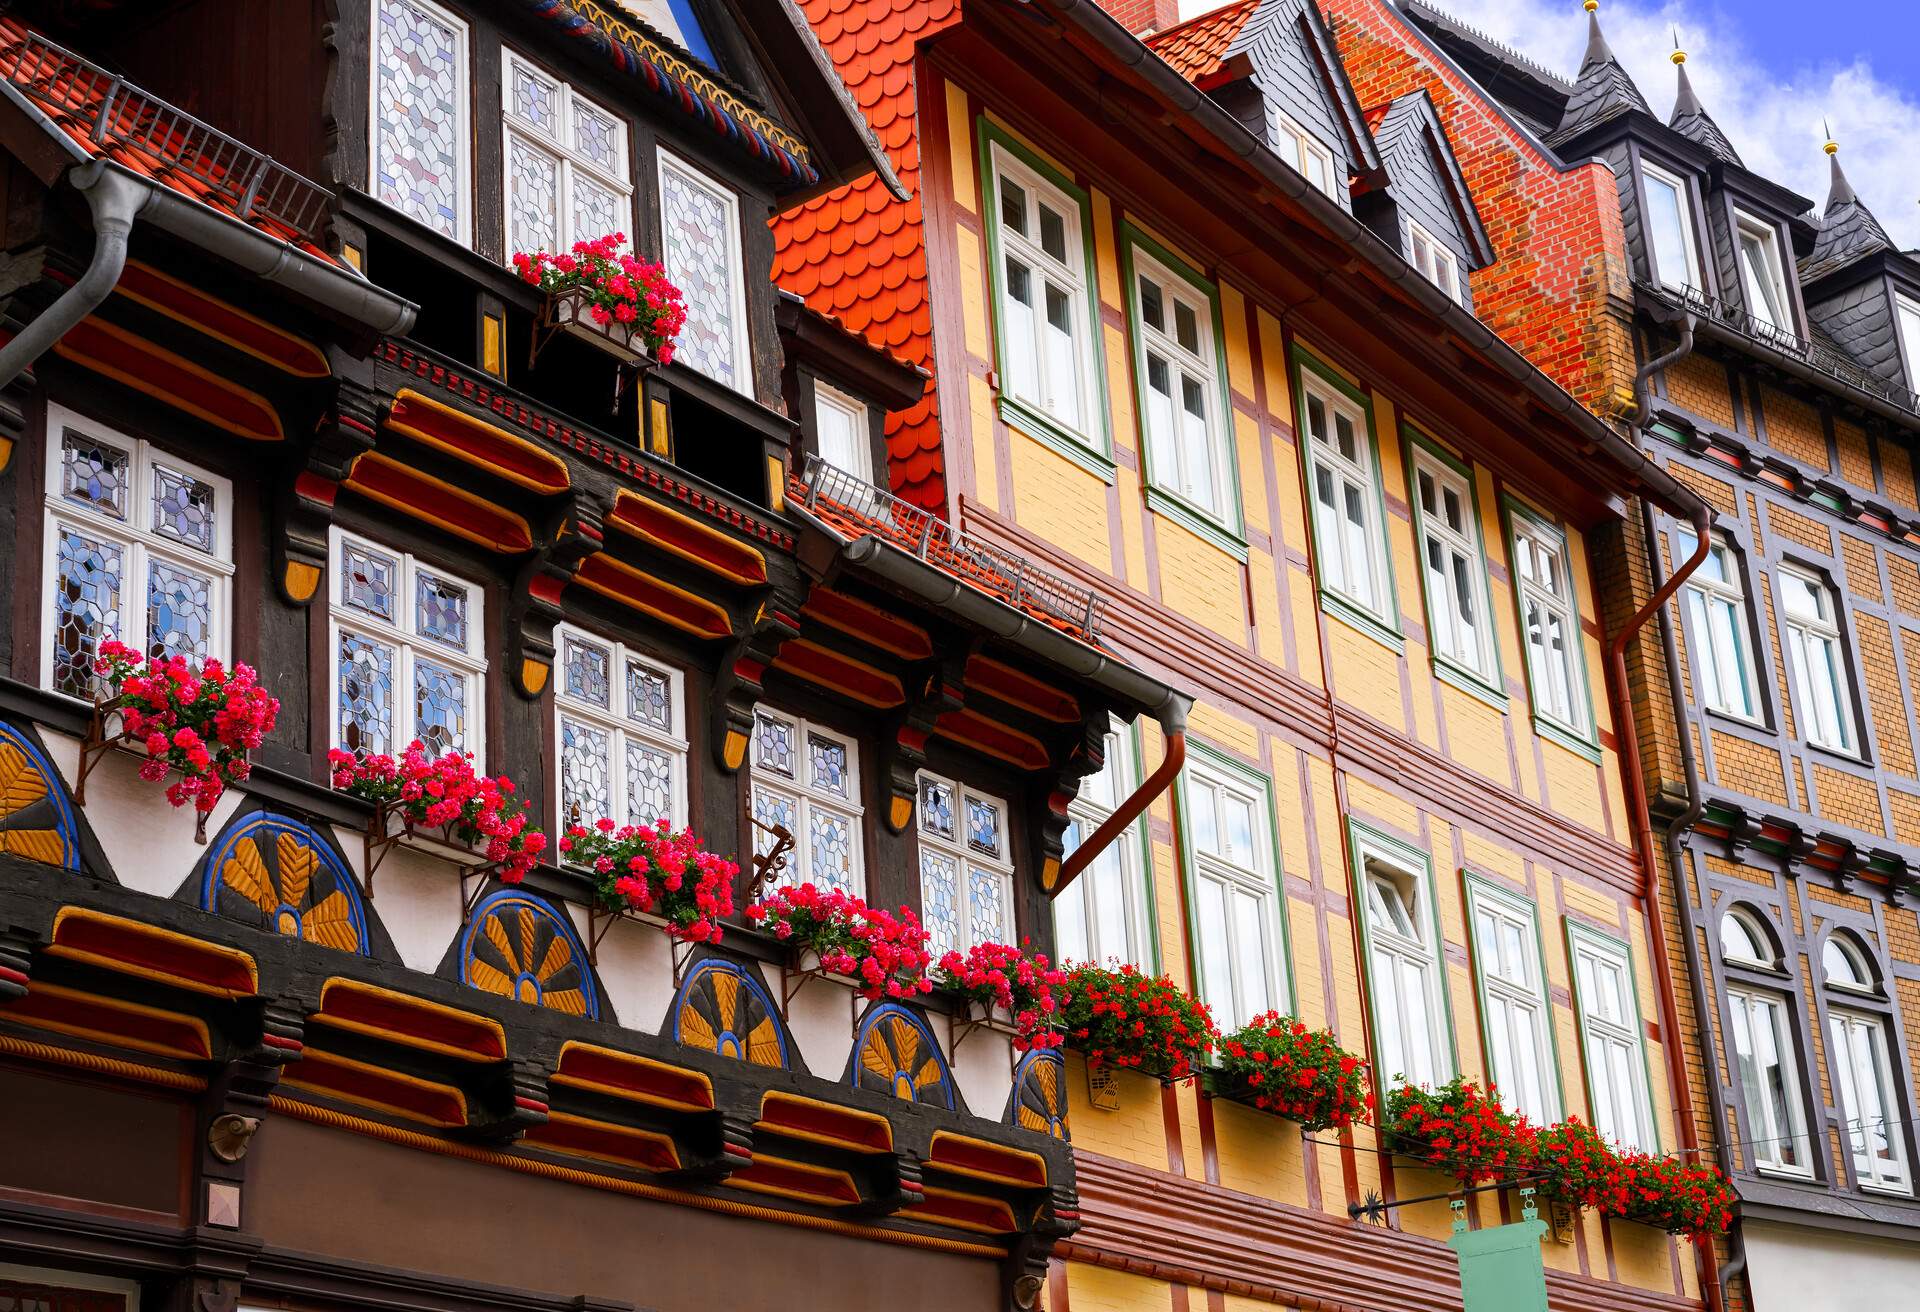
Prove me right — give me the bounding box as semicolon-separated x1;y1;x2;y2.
1805;738;1870;770
1860;1181;1917;1199
997;395;1116;484
1533;714;1602;765
1754;1164;1817;1183
1143;485;1248;561
1432;654;1507;710
1702;704;1771;735
1319;588;1404;655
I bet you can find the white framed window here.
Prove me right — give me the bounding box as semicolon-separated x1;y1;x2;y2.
1897;294;1920;388
659;149;750;394
1356;830;1447;1088
1727;985;1812;1175
1302;371;1390;622
916;771;1014;958
1132;245;1229;520
1410;443;1494;681
813;383;872;485
370;0;471;244
1276;110;1338;199
1779;565;1855;754
501;49;631;258
41;408;233;700
1408;221;1460;303
985;137;1098;442
1568;925;1656;1151
554;625;686;833
751;709;862;898
328;529;486;762
1466;879;1558;1125
1641;162;1700;291
1824;933;1876;993
1676;526;1762;722
1829;1008;1910;1192
1509;506;1590;739
1735;210;1794;334
1056;728;1150;968
1185;757;1283;1031
1720;905;1775;968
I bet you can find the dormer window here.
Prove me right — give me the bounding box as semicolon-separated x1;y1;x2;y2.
1897;294;1920;387
1408;221;1460;304
1276;111;1339;200
1735;211;1793;334
502;50;632;257
812;383;872;485
1640;162;1700;292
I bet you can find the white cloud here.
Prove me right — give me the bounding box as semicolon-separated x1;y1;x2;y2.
1177;0;1920;248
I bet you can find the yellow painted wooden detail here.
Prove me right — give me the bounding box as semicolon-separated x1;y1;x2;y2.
956;224;990;362
1064;1259;1175;1312
1220;282;1256;401
968;373;999;514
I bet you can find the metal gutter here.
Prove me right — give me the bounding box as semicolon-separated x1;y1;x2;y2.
0;159;141;390
1027;0;1712;526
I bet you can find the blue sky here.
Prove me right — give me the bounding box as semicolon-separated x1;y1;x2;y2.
1732;0;1917;105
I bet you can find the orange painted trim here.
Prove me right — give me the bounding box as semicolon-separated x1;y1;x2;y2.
0;1031;208;1091
521;1110;681;1172
115;260;329;377
553;1039;716;1112
345;452;534;553
51;316;284;440
48;906;258;997
801;588;933;660
772;638;905;708
898;1186;1019;1235
933;708;1050;770
387;389;571;495
927;1130;1049;1188
5;981;212;1061
730;1158;862;1207
314;977;508;1063
573;554;734;640
611;490;768;585
965;655;1080;723
757;1090;895;1154
282;1048;468;1127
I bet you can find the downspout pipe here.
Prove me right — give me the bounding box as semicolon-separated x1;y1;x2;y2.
0;158;147;390
1054;716;1185;896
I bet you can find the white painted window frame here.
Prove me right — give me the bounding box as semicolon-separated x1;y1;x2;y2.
657;148;751;395
1302;371;1391;624
915;769;1015;958
1408;219;1460;304
1510;506;1590;738
1467;879;1559;1125
1896;293;1920;389
1131;243;1230;521
1726;982;1813;1176
1778;564;1856;755
1185;755;1285;1031
1055;727;1150;968
1734;208;1795;335
1828;1007;1911;1193
1410;445;1495;681
1276;109;1338;199
1568;925;1658;1151
500;47;632;257
1677;526;1763;723
812;381;873;485
1641;160;1701;292
552;622;687;835
1357;834;1448;1089
751;707;864;898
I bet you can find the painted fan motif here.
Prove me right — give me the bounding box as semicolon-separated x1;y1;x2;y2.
854;1004;954;1110
209;816;365;954
0;724;79;869
1012;1050;1068;1140
463;893;598;1018
674;960;786;1068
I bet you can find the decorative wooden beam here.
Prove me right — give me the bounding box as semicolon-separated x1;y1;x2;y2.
273;376;381;606
507;488;611;698
711;599;803;772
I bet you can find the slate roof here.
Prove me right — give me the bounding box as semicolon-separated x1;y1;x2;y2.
1547;6;1650;145
1802;147;1895;284
1668;58;1740;165
1369;88;1494;267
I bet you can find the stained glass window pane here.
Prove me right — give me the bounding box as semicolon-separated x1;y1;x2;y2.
753;713;794;777
563;635;610;709
507;133;560;256
808;808;855;894
373;0;465;240
337;631;396;755
149;463;216;552
415;571;468;650
919;777;955;838
61;433;128;518
752;787;796;882
627;739;673;826
626;660;670;730
509;60;558;138
560;715;611;827
52;527;122;697
413;657;468;757
572;100;621;173
573;176;621;245
966;796;1002;858
146;559;213;663
661;158;741;388
808;734;849;797
921;849;959;957
340;542;397;621
968;865;1007;947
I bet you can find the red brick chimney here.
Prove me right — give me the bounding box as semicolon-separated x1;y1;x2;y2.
1095;0;1182;36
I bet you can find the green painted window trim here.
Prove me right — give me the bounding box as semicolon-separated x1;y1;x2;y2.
974;118;1114;470
1119;221;1245;540
1174;740;1295;1031
1564;919;1663;1154
1500;494;1603;761
1346;817;1458;1086
1402;427;1507;706
1290;345;1402;648
1461;871;1565;1123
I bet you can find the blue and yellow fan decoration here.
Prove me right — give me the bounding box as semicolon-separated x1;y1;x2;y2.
461;890;599;1019
852;1003;954;1111
0;721;80;870
202;812;368;954
672;958;787;1068
1009;1049;1068;1140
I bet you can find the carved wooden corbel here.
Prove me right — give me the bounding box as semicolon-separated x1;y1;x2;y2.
1002;1184;1080;1312
507;488;611;699
463;1056;551;1143
710;601;801;772
273;376;382;606
879;645;972;833
1036;712;1109;889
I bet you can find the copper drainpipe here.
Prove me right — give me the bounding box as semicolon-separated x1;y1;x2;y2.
1605;319;1726;1312
1051;705;1188;896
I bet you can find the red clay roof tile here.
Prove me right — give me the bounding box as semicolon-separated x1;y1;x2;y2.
1148;0;1260;83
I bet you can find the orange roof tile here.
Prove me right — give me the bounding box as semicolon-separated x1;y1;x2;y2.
1147;0;1260;83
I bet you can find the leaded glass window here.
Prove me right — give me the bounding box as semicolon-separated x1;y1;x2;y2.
553;624;686;835
751;709;862;897
42;409;231;699
371;0;470;242
659;150;748;393
501;49;631;259
916;771;1012;958
328;530;485;761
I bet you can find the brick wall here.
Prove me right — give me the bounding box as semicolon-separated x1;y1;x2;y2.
1091;0;1178;34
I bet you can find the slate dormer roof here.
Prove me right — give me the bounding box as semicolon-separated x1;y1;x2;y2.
1802;144;1895;284
1668;53;1740;165
1547;2;1650;146
1367;89;1495;267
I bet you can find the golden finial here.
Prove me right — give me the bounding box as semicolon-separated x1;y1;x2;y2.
1671;25;1686;64
1584;0;1598;11
1824;118;1839;155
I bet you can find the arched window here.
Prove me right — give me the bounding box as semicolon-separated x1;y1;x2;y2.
1719;907;1774;968
1823;933;1875;993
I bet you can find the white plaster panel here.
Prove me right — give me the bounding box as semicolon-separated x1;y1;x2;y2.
1743;1219;1920;1312
786;972;860;1080
948;1022;1017;1123
586;913;675;1035
328;824;464;972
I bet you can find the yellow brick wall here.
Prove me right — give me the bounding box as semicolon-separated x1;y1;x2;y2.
1759;385;1827;470
1664;355;1737;431
1835;419;1875;491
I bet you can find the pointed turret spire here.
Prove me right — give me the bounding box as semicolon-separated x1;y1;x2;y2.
1549;0;1652;145
1804;136;1893;280
1667;39;1741;165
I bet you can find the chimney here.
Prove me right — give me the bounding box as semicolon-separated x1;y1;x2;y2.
1095;0;1182;36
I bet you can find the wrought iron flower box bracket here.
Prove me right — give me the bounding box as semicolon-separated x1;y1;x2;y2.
359;798;506;916
530;286;658;411
75;703;241;845
584;902;697;988
945;998;1020;1055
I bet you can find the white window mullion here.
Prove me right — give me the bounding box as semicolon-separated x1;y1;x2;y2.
1511;510;1588;736
1186;762;1282;1031
1727;986;1811;1174
1780;567;1855;753
1134;249;1226;519
753;709;863;900
1570;929;1655;1151
917;771;1013;958
1303;375;1387;620
1411;448;1491;678
1830;1009;1911;1192
1469;888;1557;1124
502;49;632;257
988;142;1096;440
